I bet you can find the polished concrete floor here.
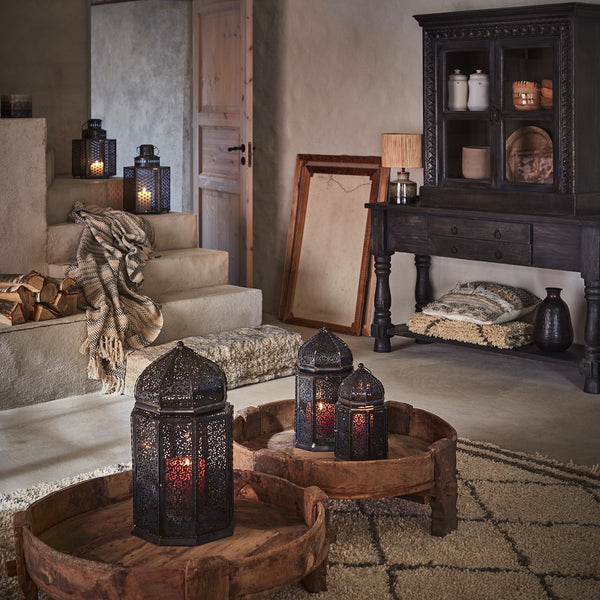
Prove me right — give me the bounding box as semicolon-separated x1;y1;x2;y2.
1;318;599;494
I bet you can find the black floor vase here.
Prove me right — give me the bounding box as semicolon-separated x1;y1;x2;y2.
533;287;573;352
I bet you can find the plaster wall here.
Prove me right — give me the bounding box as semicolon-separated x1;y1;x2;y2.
0;120;47;275
90;0;193;214
0;0;89;176
253;0;600;345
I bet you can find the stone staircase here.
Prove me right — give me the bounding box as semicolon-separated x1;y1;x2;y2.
0;171;263;410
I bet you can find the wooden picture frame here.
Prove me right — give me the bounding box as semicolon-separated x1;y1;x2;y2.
280;154;382;335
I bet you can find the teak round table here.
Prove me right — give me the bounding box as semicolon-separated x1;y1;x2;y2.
10;469;332;600
233;399;458;537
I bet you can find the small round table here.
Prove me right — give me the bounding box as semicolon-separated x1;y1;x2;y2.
233;399;458;537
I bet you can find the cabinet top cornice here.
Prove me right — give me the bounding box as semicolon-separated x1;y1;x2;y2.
414;3;600;28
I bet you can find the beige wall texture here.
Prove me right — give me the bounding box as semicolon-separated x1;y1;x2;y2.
253;0;600;345
0;0;89;176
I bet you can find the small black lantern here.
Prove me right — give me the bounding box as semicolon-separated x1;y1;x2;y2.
123;144;171;214
335;363;388;461
71;118;116;178
294;326;353;452
131;341;233;546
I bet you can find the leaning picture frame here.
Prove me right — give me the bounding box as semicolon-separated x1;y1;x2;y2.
280;154;382;335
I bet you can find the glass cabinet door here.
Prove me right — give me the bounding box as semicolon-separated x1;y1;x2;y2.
500;40;556;191
438;39;558;193
441;46;492;186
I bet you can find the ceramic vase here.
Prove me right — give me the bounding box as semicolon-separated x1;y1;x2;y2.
533;287;573;352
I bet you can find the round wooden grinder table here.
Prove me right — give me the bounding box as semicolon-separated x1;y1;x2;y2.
233;399;458;537
10;469;333;600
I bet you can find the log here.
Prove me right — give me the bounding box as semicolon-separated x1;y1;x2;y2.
0;299;25;325
0;271;44;292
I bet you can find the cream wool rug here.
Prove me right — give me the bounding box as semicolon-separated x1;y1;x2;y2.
1;440;598;600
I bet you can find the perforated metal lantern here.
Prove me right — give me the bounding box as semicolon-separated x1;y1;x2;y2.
123;144;170;214
335;363;388;461
71;119;116;178
295;326;353;451
131;341;233;546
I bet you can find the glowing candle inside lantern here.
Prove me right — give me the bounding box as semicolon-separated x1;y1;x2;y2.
165;456;205;517
137;186;152;207
315;400;335;440
89;160;104;176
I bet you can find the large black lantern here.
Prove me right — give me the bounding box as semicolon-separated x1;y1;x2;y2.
335;363;388;461
123;144;170;214
71;118;116;178
295;327;353;451
130;341;234;546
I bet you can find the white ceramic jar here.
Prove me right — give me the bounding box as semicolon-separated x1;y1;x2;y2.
467;69;489;111
448;69;468;111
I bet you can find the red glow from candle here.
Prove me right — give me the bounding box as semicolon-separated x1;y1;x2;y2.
165;456;205;516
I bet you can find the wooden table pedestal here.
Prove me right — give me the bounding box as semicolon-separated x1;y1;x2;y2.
233;399;458;537
9;469;332;600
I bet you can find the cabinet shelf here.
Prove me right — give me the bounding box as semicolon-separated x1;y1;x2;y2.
392;324;584;368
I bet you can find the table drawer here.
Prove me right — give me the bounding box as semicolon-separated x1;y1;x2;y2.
430;235;532;265
429;216;532;243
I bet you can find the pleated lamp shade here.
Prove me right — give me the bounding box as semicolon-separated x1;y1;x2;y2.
381;133;423;169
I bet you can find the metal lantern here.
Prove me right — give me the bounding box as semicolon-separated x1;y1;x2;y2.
123;144;170;214
71;118;116;178
335;363;388;461
130;341;233;546
294;326;353;452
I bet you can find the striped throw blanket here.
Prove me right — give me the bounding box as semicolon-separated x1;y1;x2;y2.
65;202;163;394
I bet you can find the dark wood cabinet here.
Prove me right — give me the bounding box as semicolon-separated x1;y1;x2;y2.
366;4;600;394
414;3;600;216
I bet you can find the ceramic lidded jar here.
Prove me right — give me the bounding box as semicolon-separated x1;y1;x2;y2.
448;69;468;111
467;70;489;111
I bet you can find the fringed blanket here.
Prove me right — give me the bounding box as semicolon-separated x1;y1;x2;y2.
65;202;163;394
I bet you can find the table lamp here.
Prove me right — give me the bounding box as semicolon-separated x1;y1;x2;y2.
381;133;422;204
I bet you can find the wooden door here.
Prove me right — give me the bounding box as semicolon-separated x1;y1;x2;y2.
193;0;253;286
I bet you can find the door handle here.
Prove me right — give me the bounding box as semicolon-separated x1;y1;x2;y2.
227;144;246;153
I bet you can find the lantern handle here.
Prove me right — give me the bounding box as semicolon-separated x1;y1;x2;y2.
136;145;160;155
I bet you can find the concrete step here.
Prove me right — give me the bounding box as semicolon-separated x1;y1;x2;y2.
47;175;124;225
0;285;262;409
47;247;228;297
46;212;198;264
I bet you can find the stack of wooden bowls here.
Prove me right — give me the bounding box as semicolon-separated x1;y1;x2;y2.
541;79;552;110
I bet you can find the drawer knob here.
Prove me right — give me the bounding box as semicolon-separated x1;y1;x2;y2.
451;246;458;254
450;226;458;235
495;250;503;259
494;229;502;239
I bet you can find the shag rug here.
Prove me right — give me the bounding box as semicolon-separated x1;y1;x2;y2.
1;440;598;600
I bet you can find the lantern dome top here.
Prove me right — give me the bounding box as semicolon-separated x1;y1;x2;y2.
134;341;227;414
297;326;353;373
338;363;384;407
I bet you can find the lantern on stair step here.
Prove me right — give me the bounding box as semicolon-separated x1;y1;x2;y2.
123;144;170;214
130;341;234;546
294;326;353;452
335;363;388;461
71;118;116;178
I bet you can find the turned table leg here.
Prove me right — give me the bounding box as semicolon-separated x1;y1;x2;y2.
414;254;432;312
429;439;458;537
372;254;393;352
581;279;600;394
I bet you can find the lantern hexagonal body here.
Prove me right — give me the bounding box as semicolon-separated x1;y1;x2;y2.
71;119;116;178
335;363;388;461
123;144;170;214
294;326;353;451
131;341;233;546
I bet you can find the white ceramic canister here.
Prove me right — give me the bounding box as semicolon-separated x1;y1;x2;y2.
467;69;489;111
448;69;468;111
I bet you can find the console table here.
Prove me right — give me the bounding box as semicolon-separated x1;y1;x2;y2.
366;202;600;394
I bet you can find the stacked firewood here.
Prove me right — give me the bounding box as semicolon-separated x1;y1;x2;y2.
0;271;81;326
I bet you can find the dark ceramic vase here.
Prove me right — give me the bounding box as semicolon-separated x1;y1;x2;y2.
533;287;573;352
